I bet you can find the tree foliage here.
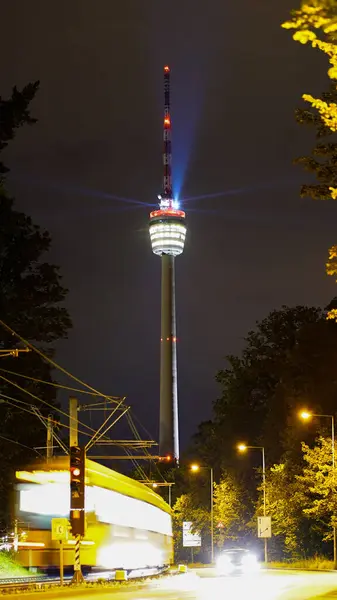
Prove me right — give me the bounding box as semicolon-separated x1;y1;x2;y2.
298;437;337;537
172;470;245;561
213;473;245;547
0;82;71;524
193;305;337;470
282;2;337;313
189;302;337;559
0;82;39;177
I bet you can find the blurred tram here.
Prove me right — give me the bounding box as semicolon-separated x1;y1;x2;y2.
14;457;173;571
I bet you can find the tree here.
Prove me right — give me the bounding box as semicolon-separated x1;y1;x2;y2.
213;473;245;547
254;462;306;558
0;83;71;524
193;305;331;470
298;437;337;539
172;493;209;562
0;82;39;178
172;470;245;561
282;2;337;315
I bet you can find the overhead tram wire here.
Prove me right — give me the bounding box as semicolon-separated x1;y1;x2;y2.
0;375;94;436
0;392;94;440
0;321;159;458
0;367;123;401
0;368;128;443
86;403;129;451
0;319;125;406
126;412;166;483
0;432;43;455
0;372;120;438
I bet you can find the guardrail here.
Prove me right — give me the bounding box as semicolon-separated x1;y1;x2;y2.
0;566;169;594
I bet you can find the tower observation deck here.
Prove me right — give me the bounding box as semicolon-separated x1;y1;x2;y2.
149;66;187;461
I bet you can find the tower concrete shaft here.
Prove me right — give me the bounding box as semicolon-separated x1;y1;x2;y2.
159;254;179;460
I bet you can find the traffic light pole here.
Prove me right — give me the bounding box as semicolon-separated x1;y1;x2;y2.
69;397;79;447
46;414;53;462
73;535;83;584
69;397;84;584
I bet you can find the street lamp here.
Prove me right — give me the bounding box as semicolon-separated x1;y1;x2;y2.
299;409;336;568
140;481;174;507
190;463;214;564
237;443;268;563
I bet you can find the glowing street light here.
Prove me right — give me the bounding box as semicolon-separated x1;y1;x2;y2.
299;410;312;421
190;463;214;564
237;444;248;452
299;408;336;567
237;443;267;563
190;464;200;472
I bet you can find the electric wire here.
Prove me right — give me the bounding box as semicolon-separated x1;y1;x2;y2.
0;392;93;439
0;432;42;455
0;319;124;405
0;367;121;400
0;322;152;458
126;412;165;483
0;373;98;437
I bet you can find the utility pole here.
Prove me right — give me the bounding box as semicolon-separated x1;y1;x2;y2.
13;519;18;552
69;397;84;584
46;414;53;462
69;397;78;447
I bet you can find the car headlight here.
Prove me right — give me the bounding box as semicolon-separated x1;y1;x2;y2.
241;553;260;571
216;555;233;570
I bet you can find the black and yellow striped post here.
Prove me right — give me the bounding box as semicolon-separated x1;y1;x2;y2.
72;535;84;583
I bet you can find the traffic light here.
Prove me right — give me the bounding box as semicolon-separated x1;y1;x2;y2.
70;446;85;536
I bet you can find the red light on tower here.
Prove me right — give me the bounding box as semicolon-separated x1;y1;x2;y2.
164;117;171;127
164;65;170;72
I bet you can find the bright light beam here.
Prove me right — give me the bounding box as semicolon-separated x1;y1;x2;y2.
182;178;303;203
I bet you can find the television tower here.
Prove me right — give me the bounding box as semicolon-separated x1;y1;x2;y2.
149;66;187;461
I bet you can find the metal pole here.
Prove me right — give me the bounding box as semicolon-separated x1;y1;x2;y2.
210;467;214;564
262;447;267;564
59;540;64;586
168;484;172;508
47;414;53;462
332;416;336;569
13;519;18;552
69;397;78;447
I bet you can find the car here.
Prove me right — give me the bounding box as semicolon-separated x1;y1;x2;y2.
216;548;260;576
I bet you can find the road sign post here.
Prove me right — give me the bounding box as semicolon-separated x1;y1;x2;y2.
51;518;68;585
182;522;201;548
59;540;64;586
257;516;272;538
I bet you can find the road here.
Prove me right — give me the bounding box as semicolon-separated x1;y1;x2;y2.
22;568;337;600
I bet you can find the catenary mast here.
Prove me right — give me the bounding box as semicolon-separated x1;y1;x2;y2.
149;66;187;461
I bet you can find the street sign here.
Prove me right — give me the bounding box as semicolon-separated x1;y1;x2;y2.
183;521;201;547
257;516;272;538
51;518;69;541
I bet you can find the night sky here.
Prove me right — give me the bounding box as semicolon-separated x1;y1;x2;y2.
1;1;336;452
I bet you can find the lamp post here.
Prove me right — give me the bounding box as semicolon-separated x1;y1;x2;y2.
190;464;214;564
140;481;174;507
299;410;336;568
237;444;267;563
